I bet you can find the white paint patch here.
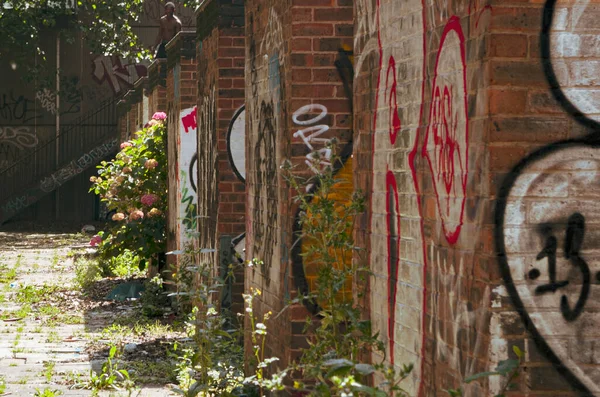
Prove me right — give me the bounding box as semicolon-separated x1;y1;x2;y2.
228;107;246;181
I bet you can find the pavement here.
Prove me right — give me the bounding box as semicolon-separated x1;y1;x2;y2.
0;229;176;396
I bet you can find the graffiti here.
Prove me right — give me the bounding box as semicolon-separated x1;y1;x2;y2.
178;107;198;247
429;245;489;395
1;194;30;216
493;0;600;395
292;104;332;177
422;16;468;245
291;48;355;312
40;138;118;193
36;88;57;115
0;90;39;123
0;126;38;150
227;105;246;182
92;56;148;95
260;8;284;62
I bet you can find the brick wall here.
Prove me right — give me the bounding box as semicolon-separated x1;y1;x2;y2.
146;59;167;117
488;1;600;395
194;0;246;316
165;32;198;272
245;0;354;370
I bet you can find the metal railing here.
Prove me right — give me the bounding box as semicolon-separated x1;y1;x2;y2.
0;97;119;203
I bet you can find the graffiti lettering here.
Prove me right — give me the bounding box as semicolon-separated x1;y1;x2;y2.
0;91;39;123
0;126;37;150
92;56;148;95
40;138;118;193
36;89;57;115
292;104;332;176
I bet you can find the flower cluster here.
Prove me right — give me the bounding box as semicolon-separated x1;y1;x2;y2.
90;114;168;262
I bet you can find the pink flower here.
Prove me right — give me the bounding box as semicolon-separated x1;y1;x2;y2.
152;112;167;121
112;212;125;221
148;208;162;217
144;159;158;169
122;166;132;174
90;235;102;247
129;210;144;221
141;194;158;207
89;176;97;183
120;141;133;149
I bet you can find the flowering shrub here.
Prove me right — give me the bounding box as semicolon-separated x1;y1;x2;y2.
90;114;168;268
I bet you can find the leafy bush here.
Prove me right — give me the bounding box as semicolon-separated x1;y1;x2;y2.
90;114;168;268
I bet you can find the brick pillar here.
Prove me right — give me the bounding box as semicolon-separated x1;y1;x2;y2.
195;0;246;317
245;0;354;369
146;59;167;117
486;1;600;395
165;32;198;273
117;100;130;143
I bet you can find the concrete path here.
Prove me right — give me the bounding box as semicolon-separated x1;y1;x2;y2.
0;230;177;396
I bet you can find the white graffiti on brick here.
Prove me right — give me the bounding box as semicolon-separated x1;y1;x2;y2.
36;88;57;115
292;104;332;181
429;245;489;397
228;106;246;181
550;0;600;122
40;138;118;193
0;126;38;150
502;146;600;394
178;106;198;248
260;8;284;64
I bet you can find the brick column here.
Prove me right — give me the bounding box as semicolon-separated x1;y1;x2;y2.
146;59;167;117
195;0;246;316
245;0;354;369
165;32;198;273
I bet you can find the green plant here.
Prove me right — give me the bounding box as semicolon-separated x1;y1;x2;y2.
42;361;56;382
140;275;169;317
0;376;5;394
445;346;525;397
90;117;168;267
271;147;413;396
74;256;103;291
76;345;135;394
34;387;63;397
170;256;245;397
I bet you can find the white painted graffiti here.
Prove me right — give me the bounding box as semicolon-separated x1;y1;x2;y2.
40;138;118;193
92;56;148;95
0;126;38;150
178;106;198;248
36;88;57;115
260;8;285;64
292;104;332;178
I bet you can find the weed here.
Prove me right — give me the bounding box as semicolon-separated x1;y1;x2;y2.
16;284;59;305
0;376;5;394
18;376;29;384
42;361;56;383
46;331;61;344
34;388;63;397
74;257;103;291
75;345;135;393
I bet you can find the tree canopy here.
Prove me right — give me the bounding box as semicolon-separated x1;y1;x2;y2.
0;0;198;81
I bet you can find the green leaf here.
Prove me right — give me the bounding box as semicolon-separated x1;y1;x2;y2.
512;345;523;359
354;363;375;376
464;371;500;383
495;359;520;375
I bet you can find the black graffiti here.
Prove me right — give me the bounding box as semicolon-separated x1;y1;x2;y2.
495;1;599;394
189;152;198;193
0;91;40;123
227;105;246;183
530;213;590;322
252;100;277;283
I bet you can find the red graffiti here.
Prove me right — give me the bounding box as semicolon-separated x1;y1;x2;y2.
422;16;468;245
385;56;400;145
386;170;400;365
182;107;198;133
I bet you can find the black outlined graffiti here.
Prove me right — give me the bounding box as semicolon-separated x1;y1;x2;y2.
227;105;246;183
495;1;600;394
0;91;40;124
